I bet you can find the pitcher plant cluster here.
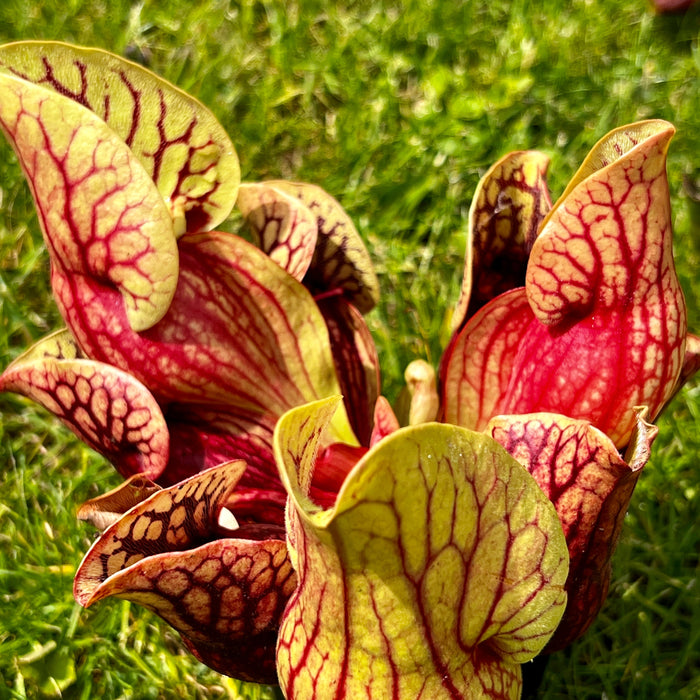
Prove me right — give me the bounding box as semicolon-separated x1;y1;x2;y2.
0;42;697;699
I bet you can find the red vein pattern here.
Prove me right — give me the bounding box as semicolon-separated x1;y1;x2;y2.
50;231;346;423
442;121;686;447
75;462;246;599
275;399;569;699
0;69;179;332
263;181;380;314
237;182;318;281
0;330;170;479
0;68;357;490
316;295;380;446
487;411;657;650
74;462;296;682
0;40;240;233
452;150;552;333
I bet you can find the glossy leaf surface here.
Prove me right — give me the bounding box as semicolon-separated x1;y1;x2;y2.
0;69;179;332
237;182;318;281
0;330;170;479
53;230;355;445
264;181;380;313
441;289;533;433
0;40;240;234
275;398;568;699
74;462;295;683
443;121;686;447
487;410;656;650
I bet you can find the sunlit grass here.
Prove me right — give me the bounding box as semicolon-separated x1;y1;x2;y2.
1;0;699;697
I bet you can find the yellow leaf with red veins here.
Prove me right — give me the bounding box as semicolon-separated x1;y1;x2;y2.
487;410;657;651
0;330;170;480
74;461;248;604
518;120;685;444
442;120;687;447
52;231;357;448
0;70;178;332
264;181;380;313
237;182;318;281
0;41;240;233
452;150;551;332
74;462;296;683
274;398;569;700
96;537;295;682
547;121;674;212
527;121;681;326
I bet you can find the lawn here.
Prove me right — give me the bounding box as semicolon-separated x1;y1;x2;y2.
0;0;699;698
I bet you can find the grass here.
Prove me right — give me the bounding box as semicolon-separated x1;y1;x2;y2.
0;0;699;697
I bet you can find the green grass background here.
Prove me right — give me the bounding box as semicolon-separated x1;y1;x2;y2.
0;1;699;698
